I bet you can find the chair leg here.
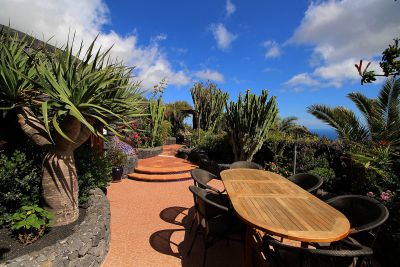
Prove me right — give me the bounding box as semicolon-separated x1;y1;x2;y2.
203;237;209;267
188;213;196;234
187;224;200;256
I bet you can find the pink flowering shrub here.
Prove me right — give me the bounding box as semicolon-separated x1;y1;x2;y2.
265;161;292;177
367;190;395;203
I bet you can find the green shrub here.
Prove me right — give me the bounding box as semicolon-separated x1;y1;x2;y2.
157;120;172;145
192;130;233;163
0;150;41;224
75;147;112;204
8;204;53;244
309;167;336;191
105;147;127;167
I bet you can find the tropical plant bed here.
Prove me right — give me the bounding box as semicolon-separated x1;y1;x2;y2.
137;146;163;159
0;208;86;263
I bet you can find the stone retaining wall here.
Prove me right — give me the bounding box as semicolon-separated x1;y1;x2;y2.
137;146;163;159
0;188;110;267
164;137;176;145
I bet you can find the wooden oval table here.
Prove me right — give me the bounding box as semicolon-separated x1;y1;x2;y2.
220;169;350;266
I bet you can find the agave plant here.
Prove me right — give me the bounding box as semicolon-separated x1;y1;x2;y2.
225;89;278;161
0;31;145;226
308;78;400;145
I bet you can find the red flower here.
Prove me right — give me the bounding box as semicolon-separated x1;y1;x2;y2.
377;140;389;146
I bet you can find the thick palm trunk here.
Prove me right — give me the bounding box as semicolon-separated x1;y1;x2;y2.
42;149;79;226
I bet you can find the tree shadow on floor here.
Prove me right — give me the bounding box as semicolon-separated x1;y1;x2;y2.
149;206;244;267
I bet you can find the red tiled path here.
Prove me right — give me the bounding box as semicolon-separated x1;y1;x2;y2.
128;145;198;181
102;146;244;267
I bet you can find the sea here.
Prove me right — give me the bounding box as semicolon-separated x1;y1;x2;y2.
310;129;337;140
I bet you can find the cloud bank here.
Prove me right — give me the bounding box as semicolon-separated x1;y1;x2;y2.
286;0;400;90
0;0;194;90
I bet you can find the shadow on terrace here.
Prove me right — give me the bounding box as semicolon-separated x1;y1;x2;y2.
150;206;244;267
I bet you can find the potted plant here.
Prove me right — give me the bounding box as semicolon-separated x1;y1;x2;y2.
106;147;128;182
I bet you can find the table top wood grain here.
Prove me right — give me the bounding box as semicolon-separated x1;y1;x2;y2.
220;169;350;243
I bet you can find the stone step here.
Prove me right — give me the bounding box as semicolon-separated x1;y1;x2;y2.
127;172;192;182
134;165;197;174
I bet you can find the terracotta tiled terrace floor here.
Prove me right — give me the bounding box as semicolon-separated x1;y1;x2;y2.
103;146;244;267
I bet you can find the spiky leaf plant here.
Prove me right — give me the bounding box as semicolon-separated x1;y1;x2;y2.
0;31;145;226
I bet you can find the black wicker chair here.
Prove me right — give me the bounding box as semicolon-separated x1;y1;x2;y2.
187;186;244;266
326;195;389;247
191;168;225;194
287;173;323;193
230;161;263;170
262;235;373;267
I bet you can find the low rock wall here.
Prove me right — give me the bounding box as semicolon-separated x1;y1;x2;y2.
0;188;110;267
164;137;176;145
137;146;163;159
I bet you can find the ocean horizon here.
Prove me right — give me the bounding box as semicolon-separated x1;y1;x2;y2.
310;128;337;140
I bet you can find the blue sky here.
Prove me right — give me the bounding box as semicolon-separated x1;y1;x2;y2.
1;0;399;129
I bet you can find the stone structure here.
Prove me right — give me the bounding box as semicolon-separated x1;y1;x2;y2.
0;188;110;267
137;146;163;159
164;137;176;145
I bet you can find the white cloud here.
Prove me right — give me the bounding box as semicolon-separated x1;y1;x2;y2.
284;73;320;87
288;0;400;87
194;69;224;82
226;0;236;17
263;40;282;58
151;33;167;43
211;23;238;51
0;0;190;90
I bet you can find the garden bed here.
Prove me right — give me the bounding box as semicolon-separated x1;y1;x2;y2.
0;208;86;263
0;188;110;267
137;146;163;159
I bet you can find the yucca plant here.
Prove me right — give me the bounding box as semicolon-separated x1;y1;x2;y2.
308;78;400;145
0;32;36;110
225;89;278;161
0;31;145;226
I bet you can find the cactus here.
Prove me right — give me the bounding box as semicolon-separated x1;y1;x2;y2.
190;81;229;133
149;97;165;147
225;89;278;161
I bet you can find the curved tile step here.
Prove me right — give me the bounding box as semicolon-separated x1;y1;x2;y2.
134;165;197;174
128;172;192;182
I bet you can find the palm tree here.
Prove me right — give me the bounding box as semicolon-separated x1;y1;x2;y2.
276;116;311;137
308;78;400;145
0;32;145;226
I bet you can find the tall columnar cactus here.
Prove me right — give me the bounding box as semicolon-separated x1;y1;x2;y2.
149;97;165;147
225;89;278;161
190;82;229;133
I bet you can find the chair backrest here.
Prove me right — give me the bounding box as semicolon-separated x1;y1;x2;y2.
191;168;221;193
230;161;263;170
263;235;373;267
287;173;323;193
326;195;389;234
189;186;229;220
